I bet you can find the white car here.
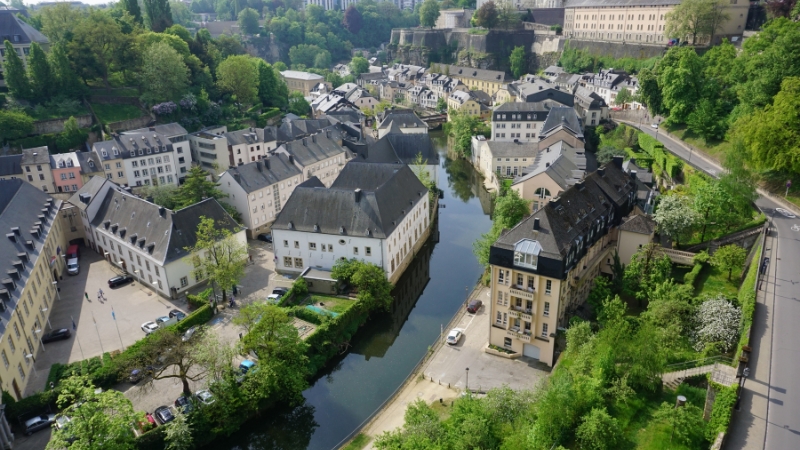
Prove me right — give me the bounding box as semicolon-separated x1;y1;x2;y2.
141;321;159;334
267;294;281;304
194;389;214;406
446;328;463;345
651;123;659;129
182;326;198;342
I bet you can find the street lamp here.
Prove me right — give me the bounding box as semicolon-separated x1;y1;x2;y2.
670;395;686;442
40;307;52;330
655;118;662;140
465;367;470;393
25;354;37;378
51;281;60;300
34;329;45;352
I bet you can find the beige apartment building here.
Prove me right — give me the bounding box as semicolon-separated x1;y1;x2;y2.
441;65;510;97
0;181;68;402
280;70;330;96
488;159;636;365
563;0;749;45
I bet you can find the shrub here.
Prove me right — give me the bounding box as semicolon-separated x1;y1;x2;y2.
693;296;741;352
706;383;738;441
290;305;324;325
683;263;704;288
187;288;213;309
734;243;760;363
135;425;167;450
6;389;57;419
171;304;213;333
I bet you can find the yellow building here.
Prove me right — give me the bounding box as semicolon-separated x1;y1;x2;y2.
441;64;510;97
447;91;482;120
280;70;330;96
563;0;749;45
0;180;68;401
488;160;636;365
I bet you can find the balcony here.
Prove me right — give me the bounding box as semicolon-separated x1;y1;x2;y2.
493;322;507;330
510;285;535;299
508;310;521;319
507;329;531;342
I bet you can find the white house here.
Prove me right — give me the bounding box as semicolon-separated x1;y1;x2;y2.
123;124;192;182
223;127;278;166
69;177;246;299
491;102;551;143
218;154;303;239
275;130;352;187
92;131;183;188
272;162;430;284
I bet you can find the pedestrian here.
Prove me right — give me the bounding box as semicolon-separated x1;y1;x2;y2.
84;292;89;301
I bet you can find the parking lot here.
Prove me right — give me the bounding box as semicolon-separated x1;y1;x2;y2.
423;286;551;393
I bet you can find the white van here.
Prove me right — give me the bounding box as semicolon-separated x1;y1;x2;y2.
66;258;79;275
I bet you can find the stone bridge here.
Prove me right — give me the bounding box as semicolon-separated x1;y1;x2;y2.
656;247;696;265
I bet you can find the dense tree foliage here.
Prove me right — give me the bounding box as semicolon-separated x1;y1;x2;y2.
665;0;729;45
473;1;497;28
420;0;440;28
473;190;531;266
332;259;394;311
509;46;526;79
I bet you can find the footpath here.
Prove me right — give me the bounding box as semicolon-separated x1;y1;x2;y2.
342;284;489;450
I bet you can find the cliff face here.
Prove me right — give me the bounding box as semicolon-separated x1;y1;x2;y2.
388;28;538;71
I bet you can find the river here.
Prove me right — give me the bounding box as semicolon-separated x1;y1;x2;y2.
218;132;493;450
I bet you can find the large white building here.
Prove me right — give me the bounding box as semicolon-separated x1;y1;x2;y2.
491;102;552;143
123;124;192;183
69;177;246;300
92;130;189;188
275;130;352;187
218;154;303;239
272;162;430;284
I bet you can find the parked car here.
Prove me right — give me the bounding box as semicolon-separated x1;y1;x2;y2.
239;359;255;374
54;414;71;430
23;414;55;436
257;233;272;243
266;294;281;304
651;123;659;129
129;369;143;383
169;309;186;321
41;328;71;343
174;396;193;414
182;326;198;342
66;244;79;260
272;287;289;297
194;389;214;406
466;299;482;313
66;258;79;275
141;321;159;334
446;328;463;345
108;275;134;288
153;406;175;425
156;316;177;328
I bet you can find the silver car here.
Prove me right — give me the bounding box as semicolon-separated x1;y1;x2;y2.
23;414;55;436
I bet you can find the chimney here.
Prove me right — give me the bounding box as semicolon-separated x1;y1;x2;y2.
256;160;263;172
264;158;270;170
549;197;560;207
6;233;15;243
533;218;540;230
597;167;605;177
302;138;308;146
354;188;362;202
630;170;637;180
288;155;294;165
612;156;623;169
326;130;331;139
158;207;166;217
312;134;317;143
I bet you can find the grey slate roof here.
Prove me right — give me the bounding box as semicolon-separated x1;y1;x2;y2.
50;152;79;170
21;146;50;165
619;214;656;235
281;132;347;167
0;179;61;337
125;123;188;139
76;151;102;175
513;152;581;189
0;155;23;177
225;153;301;194
350;134;439;166
272;162;428;239
90;187;240;265
93;132;175;161
484;140;540;158
540;107;583;137
68;176;111;211
377;109;427;132
223;127;274;146
276;118;335;142
0;8;49;45
444;65;509;83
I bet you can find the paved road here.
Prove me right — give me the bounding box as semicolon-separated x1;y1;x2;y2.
622;121;800;450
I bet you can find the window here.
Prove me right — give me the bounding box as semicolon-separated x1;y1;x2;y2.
0;350;7;368
309;243;317;250
545;280;552;295
516;273;523;286
180;276;188;287
328;244;333;251
527;276;534;289
496;291;504;305
283;240;289;247
543;302;550;316
503;337;512;347
294;257;303;268
353;247;358;255
60;174;67;180
498;269;505;284
541;323;549;338
118;171;124;178
116;162;122;168
365;247;371;256
39;174;45;181
17;363;25;380
7;336;14;353
294;241;299;249
283;257;292;267
13;323;20;339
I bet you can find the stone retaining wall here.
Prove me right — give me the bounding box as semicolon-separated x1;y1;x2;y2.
33;114;93;135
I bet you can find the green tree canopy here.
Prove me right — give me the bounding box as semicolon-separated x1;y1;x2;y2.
657;47;704;125
238;7;261;34
509;46;526;79
144;0;174;32
189;216;248;305
710;244;747;280
216;54;260;105
2;40;31;100
0;110;34;142
473;1;497;28
350;56;369;76
419;0;440;27
665;0;729;45
27;42;53;103
653;194;699;245
141;42;190;104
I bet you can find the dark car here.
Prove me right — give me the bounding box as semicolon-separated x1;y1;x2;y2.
257;233;272;243
169;309;186;321
174;396;193;414
154;406;175;425
108;275;134;288
41;328;71;343
23;414;55;436
466;299;482;314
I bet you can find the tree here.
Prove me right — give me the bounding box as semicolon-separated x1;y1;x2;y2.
474;1;497;28
642;279;695;337
38;3;86;45
0;110;34;142
170;0;193;27
164;411;193;450
687;98;726;143
693;295;741;353
2;40;31;100
217;54;259;106
419;0;440;28
446;109;488;156
121;0;143;23
288;91;311;116
27;42;53;104
614;87;633;106
49;44;84;100
350;56;369;76
710;244;747;280
313;50;331;69
473;190;530;265
496;1;521;30
238;7;260;34
255;59;288;109
652;401;706;446
653;194;699;245
596;145;625;164
188;216;248;306
509;46;526;79
623;244;672;301
332;259;394;311
68;10;130;89
342;5;363;33
636;67;663;116
141;42;190;104
436;96;447;111
233;301;275;335
735;77;800;174
665;0;729;45
47;376;139;450
141;183;180;209
657;47;704;124
175;165;227;207
144;0;174;32
576;407;622;450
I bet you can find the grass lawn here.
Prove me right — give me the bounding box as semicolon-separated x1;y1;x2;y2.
90;87;139;97
663;123;732;162
92;103;145;124
307;295;356;314
694;264;740;299
28;104;89;121
341;433;370;450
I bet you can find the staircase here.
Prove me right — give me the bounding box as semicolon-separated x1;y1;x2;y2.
662;364;717;390
661;355;733;390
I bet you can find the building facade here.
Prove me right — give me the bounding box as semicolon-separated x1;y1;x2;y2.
491;102;551;142
92;132;183;187
51;152;83;193
442;64;510;96
0;6;50;88
275;131;351;187
280;70;328;96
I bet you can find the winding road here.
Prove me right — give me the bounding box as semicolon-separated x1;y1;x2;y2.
619;121;800;450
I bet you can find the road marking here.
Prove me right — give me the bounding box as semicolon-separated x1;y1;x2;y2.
776;208;796;218
791;224;800;232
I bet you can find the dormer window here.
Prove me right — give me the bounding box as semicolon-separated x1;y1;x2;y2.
139;149;144;155
130;151;135;157
513;239;542;270
101;150;108;157
88;161;94;168
113;148;119;156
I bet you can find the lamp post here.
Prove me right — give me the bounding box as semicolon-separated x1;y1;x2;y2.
654;118;662;140
25;354;37;378
40;307;52;330
51;281;60;301
670;395;686;442
34;329;45;352
465;367;469;393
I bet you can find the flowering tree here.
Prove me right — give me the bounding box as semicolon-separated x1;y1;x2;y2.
653;194;699;245
152;101;178;116
693;295;741;352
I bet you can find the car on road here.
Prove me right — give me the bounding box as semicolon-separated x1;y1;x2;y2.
182;326;198;342
66;258;79;275
775;207;796;218
174;395;193;414
41;328;71;343
466;299;482;313
169;309;186;321
129;369;144;383
54;414;71;430
272;287;289;297
23;414;56;436
257;233;272;243
194;389;214;406
267;294;281;304
446;328;463;345
651;123;659;129
108;275;134;288
141;321;159;334
156;316;177;328
153;406;175;425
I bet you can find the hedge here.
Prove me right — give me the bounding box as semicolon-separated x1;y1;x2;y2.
734;243;761;364
683;263;704;289
303;302;370;374
706;382;738;441
6;389;57;420
170;304;213;333
187;288;213;309
135;425;167;450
